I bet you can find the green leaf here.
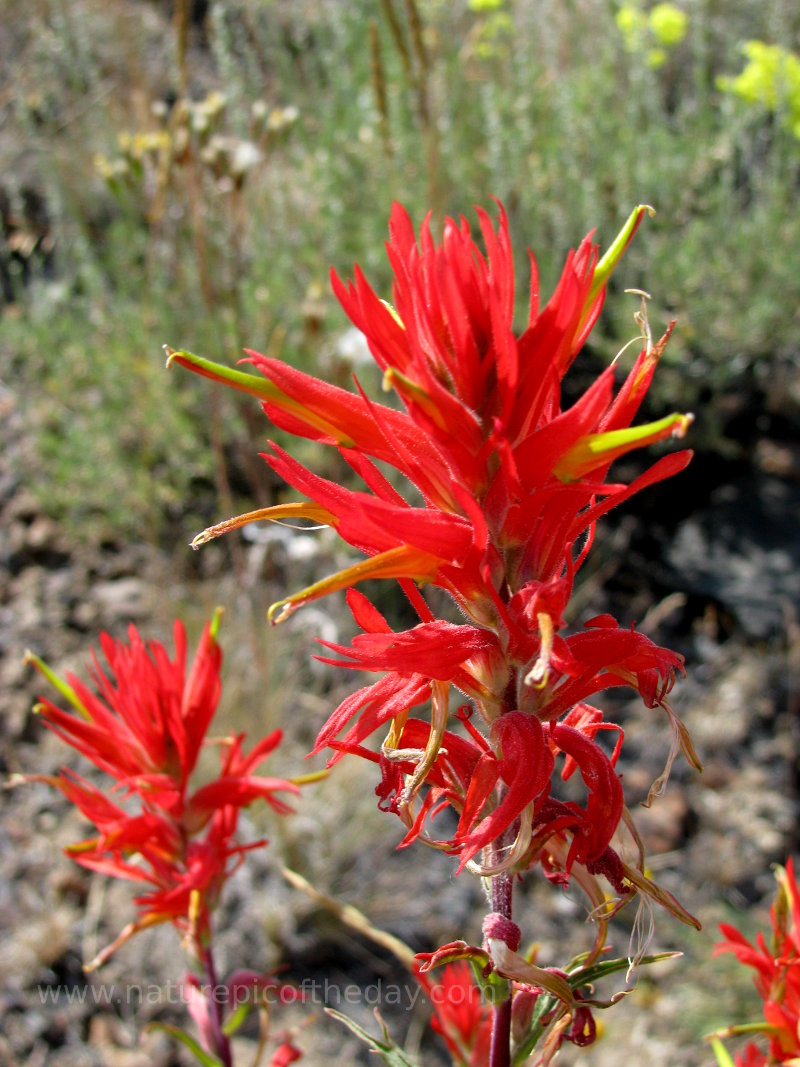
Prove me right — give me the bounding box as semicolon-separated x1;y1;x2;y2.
221;999;253;1037
326;1008;422;1067
471;956;510;1006
568;950;682;993
144;1023;224;1067
511;993;558;1065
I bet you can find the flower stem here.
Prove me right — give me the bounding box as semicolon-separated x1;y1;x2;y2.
489;680;517;1067
489;867;514;1067
202;944;233;1067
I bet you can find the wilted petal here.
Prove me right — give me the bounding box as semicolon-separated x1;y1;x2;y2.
455;712;553;871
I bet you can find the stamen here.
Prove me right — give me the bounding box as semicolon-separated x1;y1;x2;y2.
524;613;555;688
399;680;449;806
624;288;653;356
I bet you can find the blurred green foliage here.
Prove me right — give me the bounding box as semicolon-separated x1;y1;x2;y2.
1;0;799;544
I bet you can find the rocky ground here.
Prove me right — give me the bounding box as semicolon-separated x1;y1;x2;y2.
2;354;800;1067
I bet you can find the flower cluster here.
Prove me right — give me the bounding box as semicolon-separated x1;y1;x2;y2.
714;860;800;1066
170;199;701;1059
24;615;305;1064
26;614;299;965
171;201;697;909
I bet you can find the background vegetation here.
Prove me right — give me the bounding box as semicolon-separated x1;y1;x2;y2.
2;0;799;543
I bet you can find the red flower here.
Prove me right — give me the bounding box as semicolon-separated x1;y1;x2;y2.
29;619;221;801
735;1046;769;1067
169;201;696;908
311;588;502;767
269;1039;304;1067
453;711;553;871
26;618;299;963
416;961;493;1067
170;201;691;634
715;860;800;1065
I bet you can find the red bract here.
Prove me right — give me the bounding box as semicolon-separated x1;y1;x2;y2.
715;860;800;1065
269;1039;304;1067
454;711;553;871
169;200;697;915
170;201;691;632
26;618;299;964
734;1046;770;1067
415;961;494;1067
30;620;221;800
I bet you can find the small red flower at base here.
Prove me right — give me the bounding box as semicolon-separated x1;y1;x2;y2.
268;1037;304;1066
415;961;493;1067
715;860;800;1065
735;1045;769;1067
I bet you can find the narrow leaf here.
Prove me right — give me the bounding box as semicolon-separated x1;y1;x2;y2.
325;1008;422;1066
221;1000;253;1036
145;1022;224;1067
569;950;682;990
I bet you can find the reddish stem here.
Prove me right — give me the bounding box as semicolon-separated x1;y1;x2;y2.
201;944;233;1067
488;679;518;1067
488;866;513;1067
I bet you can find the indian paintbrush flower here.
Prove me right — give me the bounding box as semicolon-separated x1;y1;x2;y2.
168;199;702;1059
24;615;299;964
168;201;697;901
713;860;800;1066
